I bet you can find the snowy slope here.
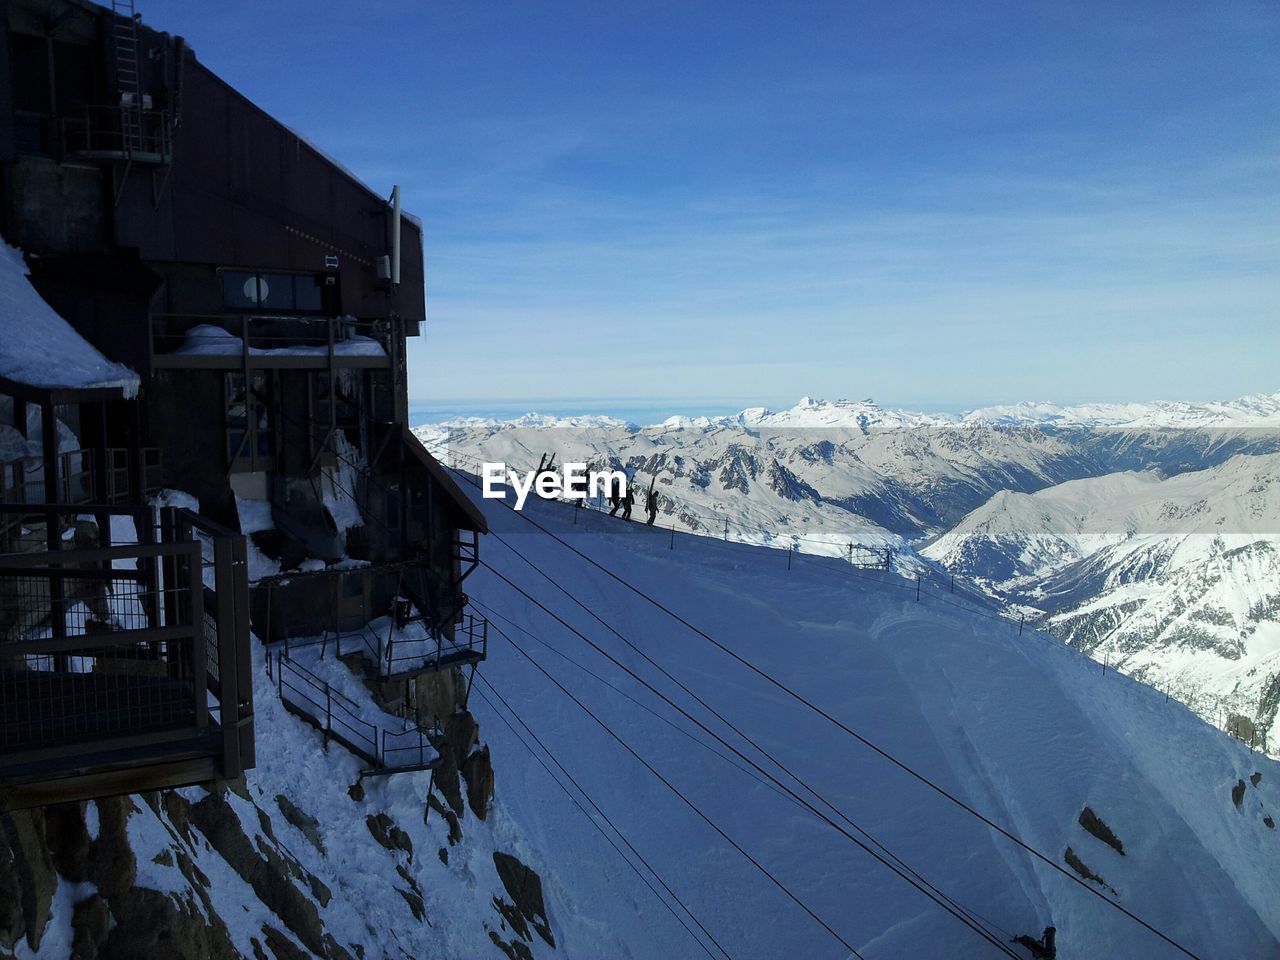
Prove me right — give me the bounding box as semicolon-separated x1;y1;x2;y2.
925;454;1280;748
461;485;1280;960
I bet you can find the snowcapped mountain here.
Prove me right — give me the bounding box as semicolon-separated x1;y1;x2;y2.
415;392;1280;554
924;453;1280;747
415;390;1280;762
417;405;1092;547
958;392;1280;429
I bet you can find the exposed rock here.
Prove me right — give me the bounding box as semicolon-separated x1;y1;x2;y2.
0;807;56;953
437;847;449;865
88;797;138;902
413;667;466;725
1232;780;1247;809
365;813;413;861
1078;807;1125;855
444;711;478;769
1251;772;1263;788
45;801;91;882
1064;846;1111;892
276;795;325;855
0;820;23;954
488;930;534;960
461;747;494;820
347;781;365;803
308;874;332;908
432;711;480;818
493;895;530;939
99;886;238;960
493;852;554;947
1265;816;1275;830
444;811;463;846
162;791;197;846
261;924;310;960
397;888;426;922
70;892;110;960
188;793;328;957
434;748;465;817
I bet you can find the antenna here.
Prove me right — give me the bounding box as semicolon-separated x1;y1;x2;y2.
389;184;402;285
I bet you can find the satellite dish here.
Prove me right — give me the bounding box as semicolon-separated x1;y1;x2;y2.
244;276;268;304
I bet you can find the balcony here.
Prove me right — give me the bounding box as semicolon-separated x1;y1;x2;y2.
0;447;162;513
0;504;254;809
150;314;400;371
60;104;174;166
353;611;489;682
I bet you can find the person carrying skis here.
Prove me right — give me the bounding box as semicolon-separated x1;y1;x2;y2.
644;476;659;525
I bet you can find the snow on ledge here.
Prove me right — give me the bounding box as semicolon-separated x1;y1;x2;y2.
174;323;386;357
0;241;140;398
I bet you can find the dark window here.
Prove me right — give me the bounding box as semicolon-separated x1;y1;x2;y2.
51;40;94;112
222;271;261;310
294;274;324;312
370;371;393;423
12;34;52;115
221;270;328;314
225;372;274;464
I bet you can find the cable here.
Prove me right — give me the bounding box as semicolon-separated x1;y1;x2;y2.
308;433;1187;951
449;467;1035;952
470;678;729;960
480;562;1022;958
485;615;868;960
471;594;1021;950
451;465;1205;960
471;597;798;808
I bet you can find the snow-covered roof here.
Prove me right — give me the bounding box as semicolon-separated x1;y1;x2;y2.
0;241;140;399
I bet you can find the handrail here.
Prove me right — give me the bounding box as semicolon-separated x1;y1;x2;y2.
150;313;395;357
276;652;378;764
377;612;489;680
275;651;438;771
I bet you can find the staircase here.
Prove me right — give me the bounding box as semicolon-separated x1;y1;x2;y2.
273;651;439;778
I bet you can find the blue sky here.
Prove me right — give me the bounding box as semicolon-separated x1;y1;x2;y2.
143;1;1278;412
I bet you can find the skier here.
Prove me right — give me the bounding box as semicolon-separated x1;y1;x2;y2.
644;476;659;525
621;485;634;520
1011;927;1056;959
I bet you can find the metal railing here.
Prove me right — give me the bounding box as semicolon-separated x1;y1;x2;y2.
1;447;160;511
0;504;253;794
276;651;379;766
274;650;436;774
150;313;397;358
61;104;174;161
0;450;96;508
361;611;488;682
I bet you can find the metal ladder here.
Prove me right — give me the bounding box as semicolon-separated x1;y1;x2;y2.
110;0;142;155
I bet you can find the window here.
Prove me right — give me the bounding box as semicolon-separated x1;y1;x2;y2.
221;271;328;314
11;34;52;115
52;40;94;112
225;372;275;466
